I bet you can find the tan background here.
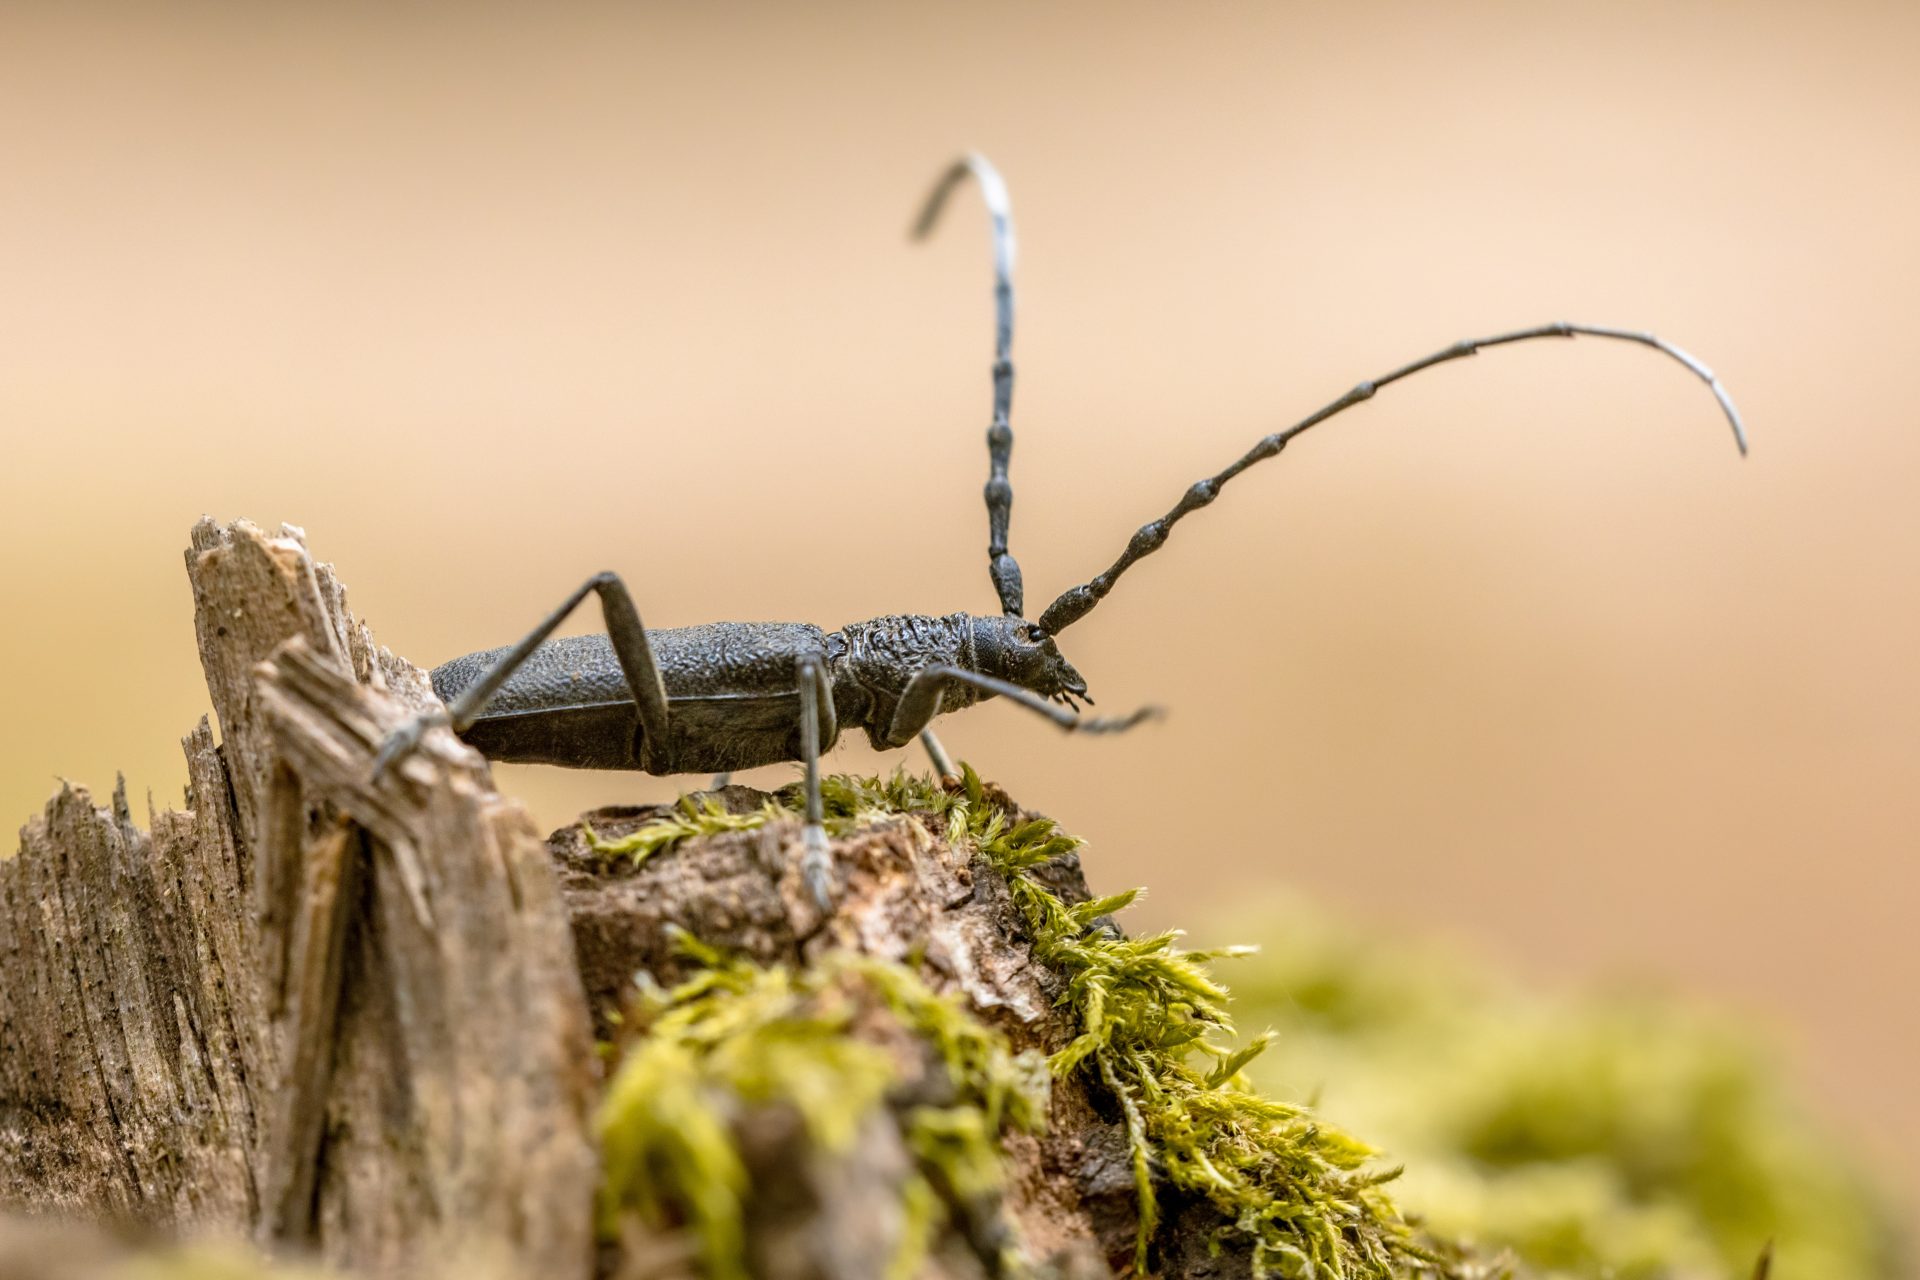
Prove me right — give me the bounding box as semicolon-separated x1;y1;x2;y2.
2;1;1914;1213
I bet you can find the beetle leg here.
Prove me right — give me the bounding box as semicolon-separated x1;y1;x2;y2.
371;571;671;781
919;728;958;781
795;654;837;909
883;665;1161;749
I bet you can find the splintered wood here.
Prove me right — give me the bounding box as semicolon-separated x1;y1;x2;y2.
0;519;596;1279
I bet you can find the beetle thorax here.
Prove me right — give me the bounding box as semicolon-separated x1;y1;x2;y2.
829;613;979;721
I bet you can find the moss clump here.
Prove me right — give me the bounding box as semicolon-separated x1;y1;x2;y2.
959;773;1444;1278
586;771;970;867
595;930;1046;1280
1225;899;1907;1280
591;768;1453;1278
585;793;786;867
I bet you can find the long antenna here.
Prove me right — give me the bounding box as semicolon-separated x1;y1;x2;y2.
913;153;1025;617
1038;322;1748;636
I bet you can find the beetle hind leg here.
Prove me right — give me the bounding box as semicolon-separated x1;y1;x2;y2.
370;570;671;784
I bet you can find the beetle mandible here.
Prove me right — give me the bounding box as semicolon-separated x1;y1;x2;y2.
372;154;1748;907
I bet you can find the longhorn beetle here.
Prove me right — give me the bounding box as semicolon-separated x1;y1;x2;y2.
373;154;1747;907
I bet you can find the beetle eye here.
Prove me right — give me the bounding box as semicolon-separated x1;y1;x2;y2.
1026;625;1045;643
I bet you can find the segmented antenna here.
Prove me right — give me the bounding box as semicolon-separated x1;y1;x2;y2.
1038;322;1748;636
914;153;1024;617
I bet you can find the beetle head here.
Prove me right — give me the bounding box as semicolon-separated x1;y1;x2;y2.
970;615;1091;710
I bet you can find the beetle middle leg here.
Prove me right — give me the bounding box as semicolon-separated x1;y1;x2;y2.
919;728;958;780
884;666;1159;750
371;570;670;779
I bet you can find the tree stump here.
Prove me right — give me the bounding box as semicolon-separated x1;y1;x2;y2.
0;519;1458;1279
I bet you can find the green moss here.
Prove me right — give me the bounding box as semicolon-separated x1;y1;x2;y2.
1226;899;1906;1280
595;929;1046;1280
955;771;1441;1278
586;793;788;867
586;772;972;867
591;768;1449;1278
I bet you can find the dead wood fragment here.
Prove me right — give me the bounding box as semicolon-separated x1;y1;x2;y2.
2;519;596;1279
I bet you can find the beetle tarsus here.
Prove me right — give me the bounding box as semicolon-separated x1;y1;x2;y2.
369;707;451;783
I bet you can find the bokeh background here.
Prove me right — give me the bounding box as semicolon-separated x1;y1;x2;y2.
2;0;1914;1242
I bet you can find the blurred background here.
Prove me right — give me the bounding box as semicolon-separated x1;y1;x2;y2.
0;0;1913;1264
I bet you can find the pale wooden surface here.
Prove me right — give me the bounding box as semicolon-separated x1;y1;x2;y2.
1;519;597;1278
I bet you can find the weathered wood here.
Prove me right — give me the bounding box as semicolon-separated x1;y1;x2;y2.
253;636;599;1276
0;771;259;1229
259;802;358;1243
1;519;597;1278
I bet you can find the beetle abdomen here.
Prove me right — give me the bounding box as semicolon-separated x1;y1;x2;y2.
453;700;644;770
432;632;633;718
432;633;643;768
431;623;835;775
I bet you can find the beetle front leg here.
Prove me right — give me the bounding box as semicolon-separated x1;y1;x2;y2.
795;654;838;909
884;665;1160;749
